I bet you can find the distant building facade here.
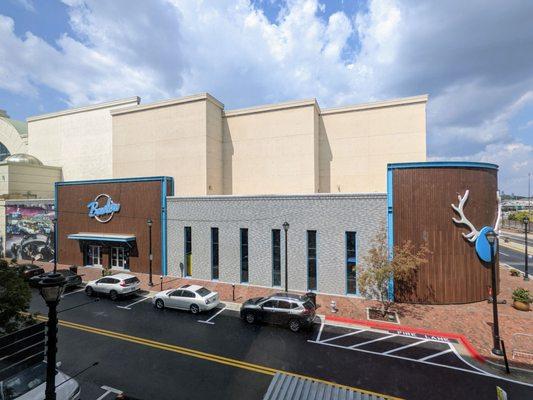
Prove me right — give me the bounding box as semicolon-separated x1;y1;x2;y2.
22;93;427;195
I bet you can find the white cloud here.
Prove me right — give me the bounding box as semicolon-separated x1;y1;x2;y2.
0;0;532;194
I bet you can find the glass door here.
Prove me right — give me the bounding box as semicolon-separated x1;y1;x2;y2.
87;245;102;267
111;247;126;269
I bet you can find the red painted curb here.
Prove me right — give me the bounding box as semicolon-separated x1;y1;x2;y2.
325;315;485;363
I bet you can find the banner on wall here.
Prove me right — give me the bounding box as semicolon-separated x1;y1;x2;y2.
5;203;55;262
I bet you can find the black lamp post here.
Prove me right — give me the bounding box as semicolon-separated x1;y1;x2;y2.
147;218;153;286
524;216;529;281
52;217;57;273
486;230;503;356
39;273;66;400
282;222;289;292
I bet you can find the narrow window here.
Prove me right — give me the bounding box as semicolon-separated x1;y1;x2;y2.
307;230;317;291
272;229;281;286
184;227;192;277
240;228;249;283
346;232;357;294
211;228;219;280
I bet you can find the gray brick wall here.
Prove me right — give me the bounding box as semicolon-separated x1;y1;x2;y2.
166;193;386;296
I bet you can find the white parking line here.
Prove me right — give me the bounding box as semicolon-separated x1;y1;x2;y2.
384;339;429;354
96;385;122;400
320;329;368;344
349;334;396;348
315;318;325;342
499;251;511;257
419;348;453;361
308;340;533;388
61;288;85;297
198;305;227;324
116;295;152;310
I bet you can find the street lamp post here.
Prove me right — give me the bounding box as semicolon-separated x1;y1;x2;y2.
52;217;57;273
39;273;66;400
486;230;503;356
147;218;153;286
283;222;289;292
524;216;529;281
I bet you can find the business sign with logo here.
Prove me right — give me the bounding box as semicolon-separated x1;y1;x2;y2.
87;194;121;223
451;190;501;262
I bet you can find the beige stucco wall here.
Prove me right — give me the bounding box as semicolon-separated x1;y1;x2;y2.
112;94;224;196
223;100;319;195
0;163;61;198
27;97;139;181
319;96;427;193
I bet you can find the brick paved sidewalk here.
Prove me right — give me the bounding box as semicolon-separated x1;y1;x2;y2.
28;260;532;370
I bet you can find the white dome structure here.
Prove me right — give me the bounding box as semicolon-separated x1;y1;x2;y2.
4;153;44;166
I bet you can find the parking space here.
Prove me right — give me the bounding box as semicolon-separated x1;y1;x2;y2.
309;322;478;373
197;304;228;324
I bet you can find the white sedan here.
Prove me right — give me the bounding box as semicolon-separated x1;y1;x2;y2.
152;284;220;314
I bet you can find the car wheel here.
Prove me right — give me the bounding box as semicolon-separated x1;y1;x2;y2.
155;299;165;310
289;319;301;332
245;312;255;324
109;290;118;301
85;286;94;297
190;304;200;314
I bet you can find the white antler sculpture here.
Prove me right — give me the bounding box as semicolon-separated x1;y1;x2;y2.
494;190;502;235
451;190;480;242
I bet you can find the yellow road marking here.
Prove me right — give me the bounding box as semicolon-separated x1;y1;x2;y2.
33;315;403;400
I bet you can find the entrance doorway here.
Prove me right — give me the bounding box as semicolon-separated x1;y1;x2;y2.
111;247;128;269
87;245;102;267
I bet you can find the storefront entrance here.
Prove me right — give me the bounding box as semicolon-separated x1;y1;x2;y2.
82;243;130;270
87;245;102;267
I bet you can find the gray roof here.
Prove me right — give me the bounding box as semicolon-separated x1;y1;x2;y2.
263;373;390;400
0;109;28;138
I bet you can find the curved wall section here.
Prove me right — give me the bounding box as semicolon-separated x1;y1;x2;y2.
389;162;499;304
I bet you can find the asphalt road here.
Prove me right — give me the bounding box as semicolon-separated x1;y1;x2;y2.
500;245;531;274
28;289;533;400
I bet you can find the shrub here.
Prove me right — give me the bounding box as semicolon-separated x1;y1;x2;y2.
509;268;521;277
0;263;33;335
512;288;532;304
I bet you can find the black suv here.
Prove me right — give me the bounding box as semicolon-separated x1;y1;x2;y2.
240;293;316;332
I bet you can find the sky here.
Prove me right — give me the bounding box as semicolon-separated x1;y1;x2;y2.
0;0;532;195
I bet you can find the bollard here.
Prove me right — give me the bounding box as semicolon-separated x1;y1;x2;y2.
232;284;235;301
160;275;163;292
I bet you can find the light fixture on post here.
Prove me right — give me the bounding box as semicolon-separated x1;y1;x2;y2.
39;273;66;400
485;230;503;356
524;216;529;281
282;221;289;292
147;218;153;286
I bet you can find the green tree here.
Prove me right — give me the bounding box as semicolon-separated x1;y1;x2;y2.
358;229;430;316
508;210;533;221
0;259;34;335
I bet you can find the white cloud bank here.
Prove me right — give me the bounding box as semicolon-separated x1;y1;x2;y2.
0;0;532;194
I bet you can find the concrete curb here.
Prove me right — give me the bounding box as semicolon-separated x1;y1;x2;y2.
325;315;486;363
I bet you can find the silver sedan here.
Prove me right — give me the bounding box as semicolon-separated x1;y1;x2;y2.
152;284;220;314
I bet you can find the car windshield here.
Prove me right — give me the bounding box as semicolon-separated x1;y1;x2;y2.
196;287;211;297
1;362;46;400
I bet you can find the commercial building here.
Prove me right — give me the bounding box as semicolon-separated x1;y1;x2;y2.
0;93;501;304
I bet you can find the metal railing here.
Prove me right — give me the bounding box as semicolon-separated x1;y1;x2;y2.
501;219;532;232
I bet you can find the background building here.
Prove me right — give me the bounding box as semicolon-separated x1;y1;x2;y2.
19;93;427;195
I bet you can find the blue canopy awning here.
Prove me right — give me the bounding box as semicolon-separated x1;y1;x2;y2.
67;232;136;243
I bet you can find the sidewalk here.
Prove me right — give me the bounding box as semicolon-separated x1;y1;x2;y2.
27;259;533;371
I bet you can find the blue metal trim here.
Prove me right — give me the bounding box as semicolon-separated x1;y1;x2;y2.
161;177;168;276
387;167;394;302
55;176;173;187
54;182;58;264
387;161;498;170
68;235;135;243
